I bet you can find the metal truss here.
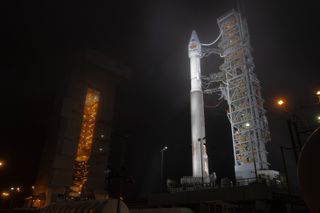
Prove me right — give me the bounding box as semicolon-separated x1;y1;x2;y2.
202;10;271;180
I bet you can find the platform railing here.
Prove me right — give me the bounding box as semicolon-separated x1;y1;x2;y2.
167;177;286;193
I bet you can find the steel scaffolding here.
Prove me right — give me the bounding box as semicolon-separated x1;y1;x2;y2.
216;10;270;181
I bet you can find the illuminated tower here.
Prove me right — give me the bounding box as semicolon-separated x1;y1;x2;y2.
217;10;271;181
32;50;129;207
188;31;209;178
69;88;101;196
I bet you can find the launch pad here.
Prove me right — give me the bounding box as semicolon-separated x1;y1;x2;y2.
185;9;280;188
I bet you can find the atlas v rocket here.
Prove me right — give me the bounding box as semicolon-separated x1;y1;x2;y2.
188;31;209;178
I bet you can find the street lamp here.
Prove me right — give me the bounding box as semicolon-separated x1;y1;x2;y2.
1;192;10;198
160;146;168;192
276;98;287;110
316;90;320;104
280;146;291;193
277;99;285;106
275;98;300;163
198;137;206;187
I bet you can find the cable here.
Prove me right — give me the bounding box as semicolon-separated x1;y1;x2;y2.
205;99;224;108
201;32;222;46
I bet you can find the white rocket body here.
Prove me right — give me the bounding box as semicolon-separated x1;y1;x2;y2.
188;31;209;178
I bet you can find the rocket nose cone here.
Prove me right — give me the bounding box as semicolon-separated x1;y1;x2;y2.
189;30;200;44
188;30;201;56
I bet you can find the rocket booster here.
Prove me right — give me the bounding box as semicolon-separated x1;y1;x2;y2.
188;31;209;178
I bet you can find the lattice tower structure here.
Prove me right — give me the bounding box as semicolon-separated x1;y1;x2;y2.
217;10;271;181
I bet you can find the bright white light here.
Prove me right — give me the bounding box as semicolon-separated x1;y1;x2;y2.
277;99;285;106
99;148;104;152
317;116;320;121
100;134;105;138
245;123;250;127
10;187;14;191
161;146;168;152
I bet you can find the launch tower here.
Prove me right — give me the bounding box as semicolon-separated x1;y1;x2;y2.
188;10;278;184
216;10;271;181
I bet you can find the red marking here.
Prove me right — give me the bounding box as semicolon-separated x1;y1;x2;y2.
190;42;198;49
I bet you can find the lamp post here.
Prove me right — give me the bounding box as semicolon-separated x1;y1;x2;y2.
275;98;299;163
291;115;303;151
198;137;205;187
287;119;299;163
316;90;320;104
280;146;291;193
160;146;168;192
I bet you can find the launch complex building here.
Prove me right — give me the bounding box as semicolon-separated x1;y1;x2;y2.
30;9;283;211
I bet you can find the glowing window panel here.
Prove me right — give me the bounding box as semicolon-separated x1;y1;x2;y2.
70;88;100;195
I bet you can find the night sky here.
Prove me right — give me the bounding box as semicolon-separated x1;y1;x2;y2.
2;0;319;201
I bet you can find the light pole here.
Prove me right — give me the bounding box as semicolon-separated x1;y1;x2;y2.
280;146;291;193
275;95;320;163
316;90;320;104
287;119;299;163
160;146;168;192
198;137;205;187
275;98;299;163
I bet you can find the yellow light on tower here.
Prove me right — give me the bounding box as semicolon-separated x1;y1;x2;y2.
70;88;100;195
1;192;10;197
0;161;3;167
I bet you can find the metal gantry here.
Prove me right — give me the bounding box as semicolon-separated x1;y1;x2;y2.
217;10;270;181
201;10;273;182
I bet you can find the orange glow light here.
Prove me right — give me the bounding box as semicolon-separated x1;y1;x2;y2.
1;192;9;197
276;99;285;107
316;90;320;96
